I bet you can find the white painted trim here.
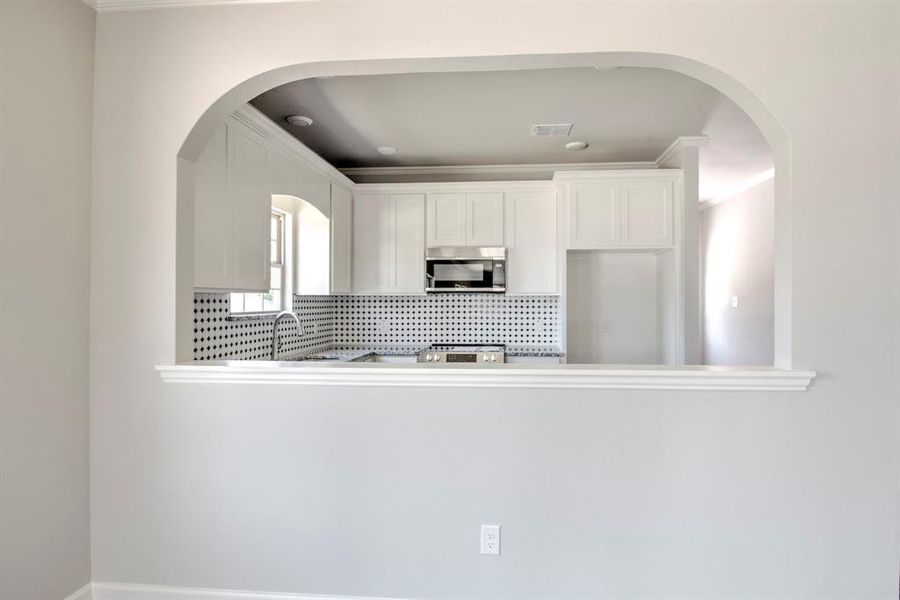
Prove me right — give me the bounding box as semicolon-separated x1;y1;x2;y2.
353;180;557;195
232;105;355;189
654;135;710;168
94;0;309;12
553;168;682;182
92;581;403;600
157;362;815;391
339;136;706;184
341;161;656;180
64;583;93;600
81;0;99;10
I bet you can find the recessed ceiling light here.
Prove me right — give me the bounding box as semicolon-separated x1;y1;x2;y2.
286;115;313;127
565;141;589;151
377;146;398;155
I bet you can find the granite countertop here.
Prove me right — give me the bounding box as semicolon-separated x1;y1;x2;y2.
286;344;564;362
505;346;566;358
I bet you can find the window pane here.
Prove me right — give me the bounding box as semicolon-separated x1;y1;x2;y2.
244;293;263;313
230;293;244;313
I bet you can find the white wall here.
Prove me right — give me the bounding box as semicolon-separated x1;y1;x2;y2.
567;252;660;364
701;178;775;365
90;2;899;598
0;1;94;598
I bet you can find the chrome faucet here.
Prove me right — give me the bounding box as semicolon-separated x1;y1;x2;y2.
271;310;304;360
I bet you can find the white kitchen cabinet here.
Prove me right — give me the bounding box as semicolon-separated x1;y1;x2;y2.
620;180;674;247
230;121;271;291
505;190;557;294
426;193;466;246
330;184;353;293
426;191;503;247
563;175;675;249
394;194;426;293
466;192;504;245
567;182;619;248
194;123;232;289
353;193;425;294
194;117;271;291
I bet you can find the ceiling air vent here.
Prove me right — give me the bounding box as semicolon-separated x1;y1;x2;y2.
530;123;573;137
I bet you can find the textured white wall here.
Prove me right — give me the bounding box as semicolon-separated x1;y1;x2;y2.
701;178;775;366
0;1;94;598
90;2;900;598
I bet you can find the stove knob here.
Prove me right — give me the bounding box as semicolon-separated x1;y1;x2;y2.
482;354;489;361
425;353;433;362
490;354;496;362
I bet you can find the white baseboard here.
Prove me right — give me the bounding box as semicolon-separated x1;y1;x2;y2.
91;582;407;600
64;583;93;600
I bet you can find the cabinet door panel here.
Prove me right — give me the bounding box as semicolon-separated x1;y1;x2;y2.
393;194;425;293
330;184;352;294
231;122;271;291
505;191;557;294
352;194;392;294
194;123;232;288
426;193;466;247
620;181;673;246
568;183;619;248
467;192;504;246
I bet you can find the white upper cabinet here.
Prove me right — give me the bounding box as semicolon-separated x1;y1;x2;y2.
620;180;674;246
426;193;466;246
466;192;504;246
393;194;426;293
194;117;271;292
330;184;353;294
230;121;271;291
561;172;677;249
567;182;619;248
194;123;232;289
353;193;425;294
505;190;558;294
427;191;504;247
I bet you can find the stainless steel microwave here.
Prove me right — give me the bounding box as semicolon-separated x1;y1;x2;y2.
425;247;506;293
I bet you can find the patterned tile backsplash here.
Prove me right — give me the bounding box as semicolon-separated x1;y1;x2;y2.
193;292;560;361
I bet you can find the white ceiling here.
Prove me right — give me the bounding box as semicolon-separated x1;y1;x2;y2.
251;67;773;200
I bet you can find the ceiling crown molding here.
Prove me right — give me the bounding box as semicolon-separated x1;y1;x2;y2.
92;0;312;12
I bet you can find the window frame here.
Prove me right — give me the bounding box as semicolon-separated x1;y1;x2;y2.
229;208;289;316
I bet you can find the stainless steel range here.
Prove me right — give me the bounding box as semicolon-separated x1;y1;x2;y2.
418;344;506;364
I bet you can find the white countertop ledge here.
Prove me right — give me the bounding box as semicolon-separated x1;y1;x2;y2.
156;362;816;391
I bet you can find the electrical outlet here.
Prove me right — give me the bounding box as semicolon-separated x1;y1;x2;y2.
480;525;501;555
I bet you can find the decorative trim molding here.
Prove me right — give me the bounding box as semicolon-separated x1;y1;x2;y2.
354;180;557;195
64;583;93;600
157;362;816;391
93;0;309;12
341;161;656;182
339;136;708;184
92;581;402;600
233;105;355;189
655;135;709;168
553;168;681;182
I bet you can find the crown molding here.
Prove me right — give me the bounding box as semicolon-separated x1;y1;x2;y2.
699;167;775;211
339;136;708;184
93;0;311;12
655;135;710;167
233;104;355;189
341;161;655;177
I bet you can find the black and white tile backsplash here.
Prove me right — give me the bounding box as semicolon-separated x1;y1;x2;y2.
193;292;559;360
193;293;333;361
332;295;559;348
